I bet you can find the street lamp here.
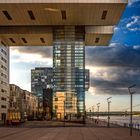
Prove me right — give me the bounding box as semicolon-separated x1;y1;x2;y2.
97;103;100;120
107;97;112;128
92;105;94;112
92;105;94;121
64;101;65;127
128;84;136;136
89;107;92;120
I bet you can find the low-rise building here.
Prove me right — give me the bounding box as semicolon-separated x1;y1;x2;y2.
9;84;38;120
9;84;21;121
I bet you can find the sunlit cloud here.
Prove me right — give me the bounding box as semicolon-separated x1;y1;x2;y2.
10;46;52;58
86;66;118;82
10;68;31;91
10;48;52;65
87;87;96;96
10;47;53;91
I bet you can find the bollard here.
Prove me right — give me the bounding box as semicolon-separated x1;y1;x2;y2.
124;123;126;127
137;124;139;130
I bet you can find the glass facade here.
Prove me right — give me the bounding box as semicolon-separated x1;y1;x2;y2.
31;68;53;97
31;67;53;114
53;26;86;118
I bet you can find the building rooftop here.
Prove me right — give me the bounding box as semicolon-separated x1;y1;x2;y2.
0;1;127;46
0;0;128;4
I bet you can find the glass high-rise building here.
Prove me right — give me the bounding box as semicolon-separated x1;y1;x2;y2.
31;67;53;97
31;67;53;114
53;26;88;119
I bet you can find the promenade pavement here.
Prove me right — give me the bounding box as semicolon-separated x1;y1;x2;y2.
0;122;140;140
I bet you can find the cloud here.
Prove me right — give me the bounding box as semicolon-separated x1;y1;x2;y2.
128;0;140;6
87;66;140;95
10;44;140;95
126;16;140;31
10;47;52;65
10;46;52;58
10;46;53;91
86;44;140;95
109;43;123;47
113;26;119;33
86;43;140;67
133;45;140;50
114;15;140;36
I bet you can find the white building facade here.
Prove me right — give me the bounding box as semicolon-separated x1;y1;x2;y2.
0;40;9;121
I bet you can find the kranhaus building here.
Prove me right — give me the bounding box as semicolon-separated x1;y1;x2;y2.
0;0;127;120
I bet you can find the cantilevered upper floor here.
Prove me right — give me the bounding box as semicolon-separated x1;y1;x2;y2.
0;0;127;46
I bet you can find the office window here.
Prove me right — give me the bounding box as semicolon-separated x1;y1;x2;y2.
1;57;7;63
9;38;16;43
1;105;7;108
1;65;7;71
1;97;6;101
28;10;35;20
1;89;7;93
1;81;7;86
2;11;12;20
1;49;7;55
101;10;108;20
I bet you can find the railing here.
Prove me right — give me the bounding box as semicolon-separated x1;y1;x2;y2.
86;111;140;116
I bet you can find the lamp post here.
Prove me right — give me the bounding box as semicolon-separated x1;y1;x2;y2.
92;105;94;119
90;107;92;120
97;103;100;120
37;96;40;117
107;97;112;128
64;101;65;127
92;105;94;113
128;84;136;136
87;107;90;119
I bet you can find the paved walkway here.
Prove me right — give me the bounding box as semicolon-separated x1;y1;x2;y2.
0;126;139;140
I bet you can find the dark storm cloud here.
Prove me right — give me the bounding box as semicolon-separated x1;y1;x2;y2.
90;68;140;88
86;44;140;95
86;44;140;67
11;46;52;58
90;70;140;95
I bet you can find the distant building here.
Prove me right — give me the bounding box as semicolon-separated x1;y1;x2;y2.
21;90;38;119
43;88;53;119
31;67;53;115
9;84;38;120
0;41;9;122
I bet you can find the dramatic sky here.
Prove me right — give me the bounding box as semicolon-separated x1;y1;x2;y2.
10;0;140;111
